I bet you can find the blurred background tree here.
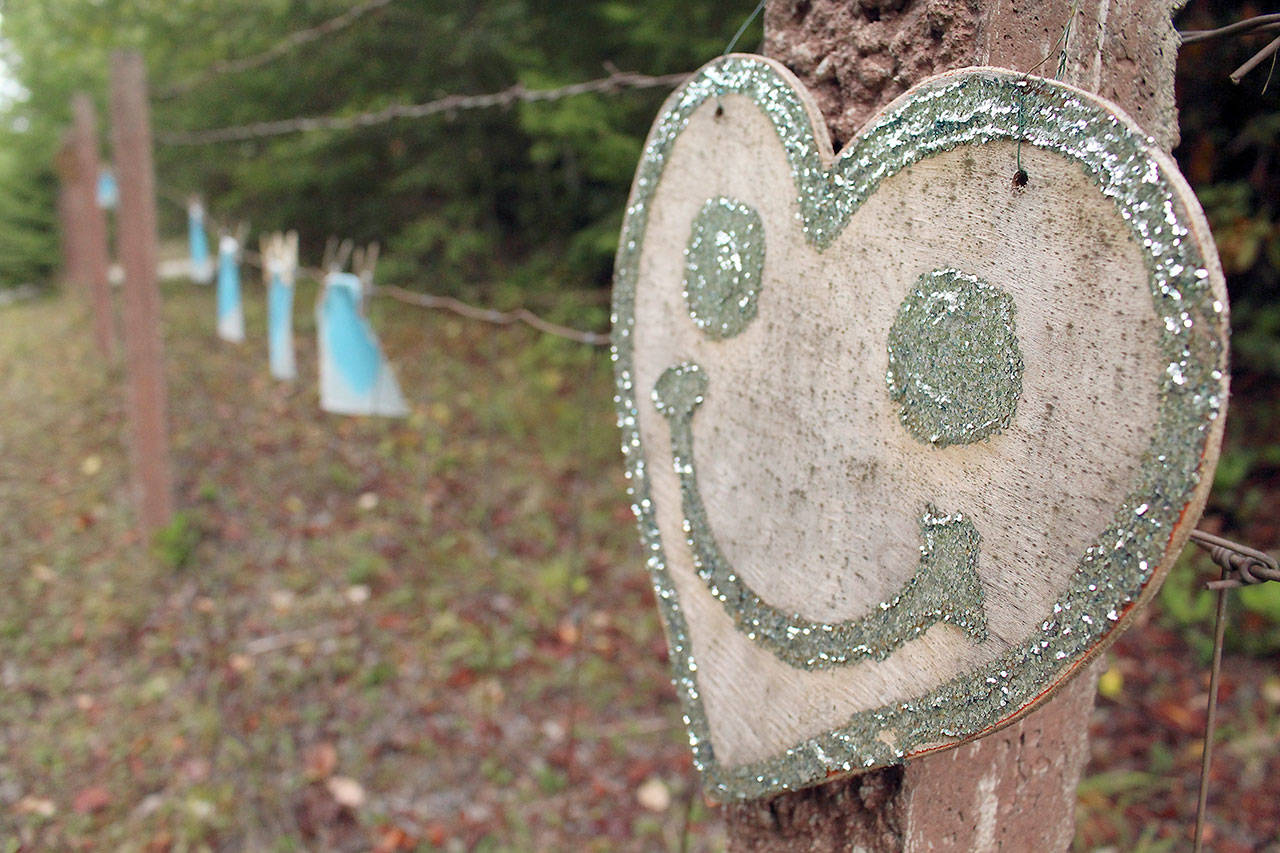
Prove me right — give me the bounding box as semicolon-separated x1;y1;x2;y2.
0;0;752;305
0;1;1272;312
0;6;1276;549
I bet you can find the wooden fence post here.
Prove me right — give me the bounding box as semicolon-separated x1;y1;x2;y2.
718;2;1185;849
54;135;85;293
109;50;173;536
71;93;116;359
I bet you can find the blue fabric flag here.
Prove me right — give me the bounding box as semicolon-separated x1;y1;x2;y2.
188;201;213;284
216;236;244;342
268;268;296;380
317;272;408;417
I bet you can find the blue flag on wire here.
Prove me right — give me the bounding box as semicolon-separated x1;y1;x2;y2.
317;272;408;417
267;263;296;380
216;236;245;342
188;200;213;284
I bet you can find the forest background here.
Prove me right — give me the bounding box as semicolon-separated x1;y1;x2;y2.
3;0;1280;763
0;1;1274;326
1;0;1279;739
1;0;1280;848
7;0;1274;621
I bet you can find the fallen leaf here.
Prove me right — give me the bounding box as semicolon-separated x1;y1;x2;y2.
556;619;579;646
73;785;112;814
374;826;415;852
327;775;365;809
636;776;671;812
1262;676;1280;706
303;742;338;780
144;830;173;852
14;795;56;817
1098;666;1124;699
425;822;448;846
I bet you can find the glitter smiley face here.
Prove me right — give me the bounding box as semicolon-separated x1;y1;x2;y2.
613;56;1229;799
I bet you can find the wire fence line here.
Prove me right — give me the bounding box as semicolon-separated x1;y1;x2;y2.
154;0;399;99
374;284;609;347
151;8;1269;141
154;70;690;145
228;243;610;347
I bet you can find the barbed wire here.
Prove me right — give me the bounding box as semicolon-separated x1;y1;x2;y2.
154;69;689;145
154;0;399;100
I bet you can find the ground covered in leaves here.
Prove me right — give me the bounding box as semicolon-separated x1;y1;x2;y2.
1;282;1277;851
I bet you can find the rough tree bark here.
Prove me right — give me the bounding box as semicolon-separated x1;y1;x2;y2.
722;1;1184;850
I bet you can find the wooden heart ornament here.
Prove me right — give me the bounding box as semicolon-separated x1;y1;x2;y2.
612;55;1229;800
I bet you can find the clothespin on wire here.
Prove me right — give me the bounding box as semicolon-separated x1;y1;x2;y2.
322;236;355;276
353;242;380;312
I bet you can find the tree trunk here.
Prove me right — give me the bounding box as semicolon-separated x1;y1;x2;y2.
723;1;1183;849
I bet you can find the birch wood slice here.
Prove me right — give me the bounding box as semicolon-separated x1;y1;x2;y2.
611;55;1229;800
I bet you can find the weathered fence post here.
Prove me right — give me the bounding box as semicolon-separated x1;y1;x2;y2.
71;93;116;358
714;2;1187;849
109;50;174;535
54;135;85;293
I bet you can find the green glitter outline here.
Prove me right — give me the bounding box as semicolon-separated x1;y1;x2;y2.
611;56;1227;799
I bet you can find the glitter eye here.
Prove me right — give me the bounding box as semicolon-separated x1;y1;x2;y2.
886;269;1024;447
683;197;765;339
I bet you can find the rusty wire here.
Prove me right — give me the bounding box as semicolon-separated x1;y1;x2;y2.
1179;13;1280;45
155;70;689;146
1189;529;1280;588
1186;529;1280;851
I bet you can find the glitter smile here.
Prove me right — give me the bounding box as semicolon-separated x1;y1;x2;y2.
652;362;989;668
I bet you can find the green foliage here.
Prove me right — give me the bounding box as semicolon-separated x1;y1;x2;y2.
1159;550;1280;658
151;509;202;570
0;0;759;292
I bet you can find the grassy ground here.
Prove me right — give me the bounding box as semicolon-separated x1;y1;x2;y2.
1;280;1277;850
